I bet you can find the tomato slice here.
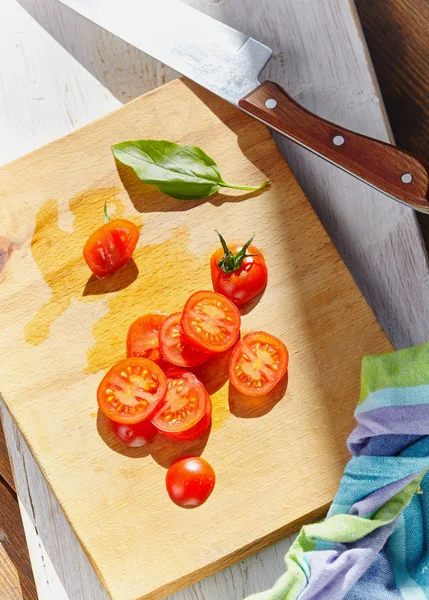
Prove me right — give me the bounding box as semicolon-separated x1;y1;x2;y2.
83;218;140;279
97;357;167;424
166;457;216;508
159;312;211;367
127;313;168;362
110;419;157;447
229;331;288;396
151;370;211;440
181;291;241;353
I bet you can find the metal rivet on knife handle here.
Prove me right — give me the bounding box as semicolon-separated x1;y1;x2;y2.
239;81;429;213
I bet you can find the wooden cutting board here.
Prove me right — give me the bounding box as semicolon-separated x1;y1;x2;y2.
0;78;391;600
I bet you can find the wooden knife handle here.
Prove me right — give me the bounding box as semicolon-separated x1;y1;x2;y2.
239;81;429;213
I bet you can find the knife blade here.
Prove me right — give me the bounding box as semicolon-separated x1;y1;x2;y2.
57;0;272;105
57;0;429;213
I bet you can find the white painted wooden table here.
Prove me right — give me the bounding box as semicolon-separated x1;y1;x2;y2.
2;1;429;599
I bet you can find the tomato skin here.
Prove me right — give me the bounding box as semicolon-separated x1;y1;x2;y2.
166;457;216;508
127;313;168;362
151;370;212;441
229;331;289;396
181;291;241;354
83;218;139;278
110;419;157;447
97;357;167;424
210;243;268;306
159;312;211;368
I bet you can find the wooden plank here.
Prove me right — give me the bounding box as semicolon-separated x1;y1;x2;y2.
0;403;109;600
0;77;391;600
0;476;37;600
0;420;15;492
1;1;428;600
355;0;429;246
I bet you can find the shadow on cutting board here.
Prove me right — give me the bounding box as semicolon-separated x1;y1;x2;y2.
96;410;211;469
229;373;288;419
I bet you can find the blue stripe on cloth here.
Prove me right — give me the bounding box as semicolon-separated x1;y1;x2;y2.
386;514;428;600
356;385;429;415
344;550;403;600
329;457;428;514
404;474;429;588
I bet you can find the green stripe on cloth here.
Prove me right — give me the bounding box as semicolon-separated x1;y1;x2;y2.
358;342;429;405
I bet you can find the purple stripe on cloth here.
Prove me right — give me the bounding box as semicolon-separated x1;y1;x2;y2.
349;405;429;455
349;474;418;517
301;521;399;600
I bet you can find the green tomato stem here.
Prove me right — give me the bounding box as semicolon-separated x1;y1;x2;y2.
103;201;110;224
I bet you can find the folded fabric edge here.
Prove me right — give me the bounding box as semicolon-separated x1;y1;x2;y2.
244;472;427;600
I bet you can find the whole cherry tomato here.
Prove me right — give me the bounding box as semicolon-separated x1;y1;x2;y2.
166;457;216;508
83;203;139;278
210;232;267;306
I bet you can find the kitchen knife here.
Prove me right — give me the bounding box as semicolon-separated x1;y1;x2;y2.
58;0;429;213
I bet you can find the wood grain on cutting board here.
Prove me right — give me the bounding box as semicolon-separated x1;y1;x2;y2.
0;79;391;600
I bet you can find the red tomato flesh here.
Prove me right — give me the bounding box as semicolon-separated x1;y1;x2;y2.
166;457;216;508
181;291;241;353
110;419;157;447
229;331;288;396
159;312;211;367
83;218;139;279
127;313;168;362
97;357;167;424
211;242;267;306
151;370;211;441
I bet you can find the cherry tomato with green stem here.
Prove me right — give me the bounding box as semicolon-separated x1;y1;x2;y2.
210;232;267;306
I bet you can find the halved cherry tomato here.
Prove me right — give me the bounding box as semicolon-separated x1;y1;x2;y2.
83;218;139;278
181;291;241;353
210;233;268;306
229;331;288;396
166;457;216;508
151;370;212;441
127;313;168;362
110;418;157;447
159;312;211;368
97;357;167;424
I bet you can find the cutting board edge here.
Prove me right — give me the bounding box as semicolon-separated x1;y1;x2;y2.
113;502;332;600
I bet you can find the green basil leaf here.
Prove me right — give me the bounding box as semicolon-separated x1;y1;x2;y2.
111;140;269;200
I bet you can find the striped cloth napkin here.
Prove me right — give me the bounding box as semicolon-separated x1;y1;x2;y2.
247;342;429;600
